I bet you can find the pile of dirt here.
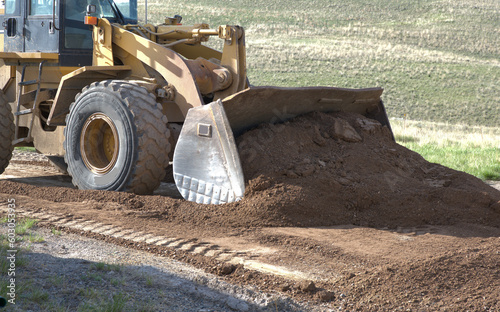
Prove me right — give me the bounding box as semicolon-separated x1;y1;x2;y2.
235;111;500;228
1;111;499;230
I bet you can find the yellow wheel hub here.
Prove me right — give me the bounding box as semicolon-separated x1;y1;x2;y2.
80;113;119;174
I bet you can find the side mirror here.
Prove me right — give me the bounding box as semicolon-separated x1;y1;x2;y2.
86;4;96;15
84;5;98;25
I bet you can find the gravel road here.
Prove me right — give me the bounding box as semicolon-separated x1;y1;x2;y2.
2;224;319;311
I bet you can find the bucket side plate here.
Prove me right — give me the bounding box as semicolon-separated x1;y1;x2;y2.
173;99;244;205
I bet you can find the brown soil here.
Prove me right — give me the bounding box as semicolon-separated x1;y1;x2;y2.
237;111;500;228
10;159;50;167
3;112;499;230
1;111;499;310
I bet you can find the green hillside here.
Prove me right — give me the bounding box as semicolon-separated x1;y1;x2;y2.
139;0;499;127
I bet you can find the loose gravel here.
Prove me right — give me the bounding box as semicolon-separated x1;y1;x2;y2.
1;224;320;311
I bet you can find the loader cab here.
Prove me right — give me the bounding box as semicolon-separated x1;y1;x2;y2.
1;0;137;66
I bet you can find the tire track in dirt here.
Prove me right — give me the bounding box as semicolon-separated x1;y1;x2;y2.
0;201;320;279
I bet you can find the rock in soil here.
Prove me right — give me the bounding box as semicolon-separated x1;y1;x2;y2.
219;263;237;275
316;290;335;302
298;280;316;293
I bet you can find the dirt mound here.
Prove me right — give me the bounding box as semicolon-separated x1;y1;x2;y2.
1;111;499;229
236;111;500;228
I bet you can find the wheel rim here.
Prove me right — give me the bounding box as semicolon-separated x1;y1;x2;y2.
80;113;119;174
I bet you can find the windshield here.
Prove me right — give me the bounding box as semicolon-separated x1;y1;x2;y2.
113;0;137;22
64;0;137;50
66;0;136;23
100;0;137;23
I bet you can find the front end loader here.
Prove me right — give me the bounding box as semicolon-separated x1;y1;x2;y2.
0;0;392;204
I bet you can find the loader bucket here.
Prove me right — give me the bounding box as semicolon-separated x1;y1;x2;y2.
172;99;245;204
222;86;392;137
173;86;391;204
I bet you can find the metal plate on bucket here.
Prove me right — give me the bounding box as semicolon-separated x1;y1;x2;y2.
173;99;245;205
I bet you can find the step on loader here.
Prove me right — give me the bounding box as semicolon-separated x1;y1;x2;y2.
0;0;393;204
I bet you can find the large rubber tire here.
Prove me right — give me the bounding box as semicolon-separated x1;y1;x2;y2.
64;80;171;194
0;91;14;175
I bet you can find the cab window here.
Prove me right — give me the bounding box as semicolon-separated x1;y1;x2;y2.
63;0;136;49
30;0;54;15
64;0;92;49
5;0;17;14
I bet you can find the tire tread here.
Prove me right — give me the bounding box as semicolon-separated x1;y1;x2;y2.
64;80;171;194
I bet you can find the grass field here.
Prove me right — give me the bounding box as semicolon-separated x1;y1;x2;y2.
139;0;499;127
391;119;500;180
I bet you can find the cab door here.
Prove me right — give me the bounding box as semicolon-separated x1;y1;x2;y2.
2;0;24;51
24;0;59;52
